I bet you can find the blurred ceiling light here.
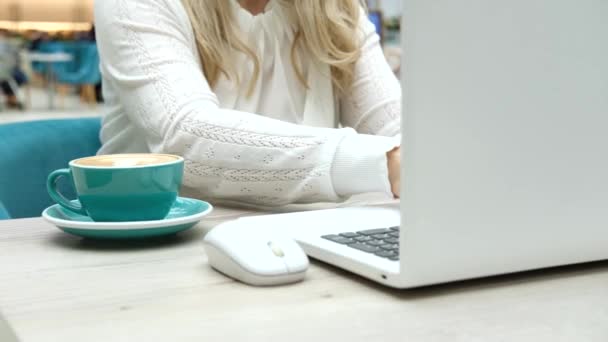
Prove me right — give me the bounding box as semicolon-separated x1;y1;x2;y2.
0;20;92;32
0;0;93;31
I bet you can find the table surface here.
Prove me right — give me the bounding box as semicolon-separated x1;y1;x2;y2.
1;203;607;342
21;52;72;63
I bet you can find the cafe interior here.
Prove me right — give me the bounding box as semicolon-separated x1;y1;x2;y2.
0;0;401;121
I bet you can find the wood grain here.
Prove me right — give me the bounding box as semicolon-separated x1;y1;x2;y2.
1;204;608;342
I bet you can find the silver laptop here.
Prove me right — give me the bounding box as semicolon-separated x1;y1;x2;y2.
235;0;608;288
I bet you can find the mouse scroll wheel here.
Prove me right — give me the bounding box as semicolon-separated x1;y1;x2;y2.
267;241;285;257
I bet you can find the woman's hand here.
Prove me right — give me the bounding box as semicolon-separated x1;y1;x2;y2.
387;146;401;198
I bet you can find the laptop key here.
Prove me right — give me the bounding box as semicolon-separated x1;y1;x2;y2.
354;235;372;242
389;226;400;231
380;243;399;250
339;232;359;238
372;233;390;239
322;235;354;245
366;240;385;246
357;228;392;236
375;250;397;258
384;237;399;244
347;243;381;253
389;256;400;261
389;231;399;238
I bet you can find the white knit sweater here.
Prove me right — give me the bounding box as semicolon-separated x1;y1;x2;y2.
94;0;401;207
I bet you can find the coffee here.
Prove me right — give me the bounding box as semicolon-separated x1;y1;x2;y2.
46;153;184;222
73;154;180;167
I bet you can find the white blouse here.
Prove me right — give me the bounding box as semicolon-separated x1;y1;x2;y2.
94;0;401;207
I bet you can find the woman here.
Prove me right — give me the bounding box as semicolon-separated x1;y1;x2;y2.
95;0;401;207
0;30;26;109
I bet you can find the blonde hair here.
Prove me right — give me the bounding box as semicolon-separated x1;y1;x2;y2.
181;0;362;95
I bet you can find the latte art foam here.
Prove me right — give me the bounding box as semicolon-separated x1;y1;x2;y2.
74;154;180;167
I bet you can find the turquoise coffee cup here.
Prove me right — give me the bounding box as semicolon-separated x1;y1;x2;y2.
46;154;184;222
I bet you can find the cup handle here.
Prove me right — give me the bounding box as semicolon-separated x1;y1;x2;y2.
46;168;88;216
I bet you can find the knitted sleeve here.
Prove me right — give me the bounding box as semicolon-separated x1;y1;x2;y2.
340;9;401;137
95;0;397;206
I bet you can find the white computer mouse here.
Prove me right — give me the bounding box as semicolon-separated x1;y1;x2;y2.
202;220;309;286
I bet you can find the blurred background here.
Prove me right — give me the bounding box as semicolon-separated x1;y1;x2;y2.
0;0;401;124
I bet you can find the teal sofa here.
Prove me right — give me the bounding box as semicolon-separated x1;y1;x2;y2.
0;118;101;219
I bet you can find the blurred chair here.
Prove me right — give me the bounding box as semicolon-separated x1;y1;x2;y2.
0;118;101;220
368;10;384;42
0;201;9;220
58;41;85;73
30;41;66;75
56;43;101;105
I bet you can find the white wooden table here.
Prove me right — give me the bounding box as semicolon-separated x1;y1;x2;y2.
1;205;607;342
20;52;72;110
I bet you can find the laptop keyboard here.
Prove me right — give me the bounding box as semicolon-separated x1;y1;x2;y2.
321;226;400;261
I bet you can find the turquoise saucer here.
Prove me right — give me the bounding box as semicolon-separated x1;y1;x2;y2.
42;197;213;239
